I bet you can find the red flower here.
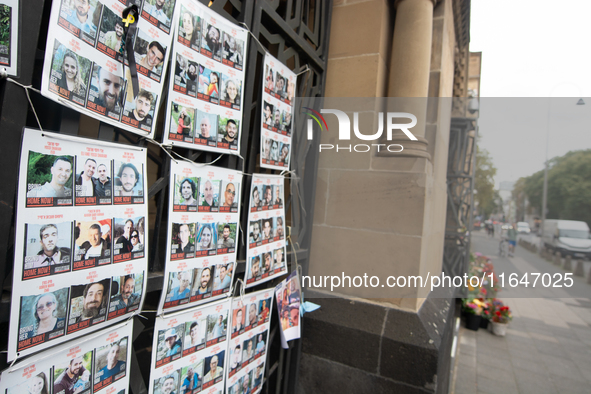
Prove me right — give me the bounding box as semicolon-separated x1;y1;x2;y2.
495;311;501;316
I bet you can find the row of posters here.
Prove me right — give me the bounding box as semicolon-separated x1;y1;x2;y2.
260;54;296;170
149;290;272;394
1;320;133;394
41;0;176;138
245;175;288;288
9;129;148;361
158;160;242;314
0;0;19;76
162;0;248;155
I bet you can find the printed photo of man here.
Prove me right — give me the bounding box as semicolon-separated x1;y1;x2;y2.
27;155;73;199
24;223;72;270
114;162;141;197
53;353;92;394
110;275;141;311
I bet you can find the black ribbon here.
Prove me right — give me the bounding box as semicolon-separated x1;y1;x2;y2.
121;5;140;99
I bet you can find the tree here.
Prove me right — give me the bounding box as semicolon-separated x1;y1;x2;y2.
521;149;591;228
474;146;498;218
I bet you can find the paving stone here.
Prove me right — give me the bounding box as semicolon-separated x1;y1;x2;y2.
542;354;587;382
513;368;558;394
476;374;517;394
550;374;591;394
510;356;548;375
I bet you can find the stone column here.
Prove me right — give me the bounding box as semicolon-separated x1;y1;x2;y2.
388;0;435;98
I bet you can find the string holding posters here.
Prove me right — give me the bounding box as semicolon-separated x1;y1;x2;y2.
158;160;242;314
1;320;134;394
225;288;274;394
162;0;247;155
245;174;287;288
0;0;19;76
148;299;231;394
9;129;148;361
260;53;295;170
274;271;301;348
41;0;177;138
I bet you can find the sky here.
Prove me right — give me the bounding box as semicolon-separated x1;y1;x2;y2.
469;1;591;187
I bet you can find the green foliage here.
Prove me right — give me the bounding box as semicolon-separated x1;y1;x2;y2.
26;152;73;189
521;149;591;227
474;146;499;218
0;5;11;48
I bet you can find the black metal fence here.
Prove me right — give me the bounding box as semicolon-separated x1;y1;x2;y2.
0;0;333;392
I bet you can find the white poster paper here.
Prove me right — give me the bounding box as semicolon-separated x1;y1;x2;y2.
1;320;134;394
274;270;301;347
225;288;274;394
0;0;19;76
8;129;148;361
157;160;242;314
260;53;295;170
41;0;177;138
148;299;231;394
245;174;287;288
161;0;248;155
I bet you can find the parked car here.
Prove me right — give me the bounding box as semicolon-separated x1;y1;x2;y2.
542;219;591;259
516;222;531;234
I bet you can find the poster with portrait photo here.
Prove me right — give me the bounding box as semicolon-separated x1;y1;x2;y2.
113;160;144;204
10;130;149;362
196;65;221;104
149;300;230;394
173;175;199;211
177;4;200;52
219;179;239;213
17;287;69;353
75;156;112;205
48;39;92;107
219;74;241;110
260;53;295;170
221;31;244;70
155;322;185;367
194;109;218;148
275;270;301;347
200;19;222;61
160;161;241;314
73;219;112;269
56;0;102;47
26;151;74;207
112;216;145;262
141;0;176;34
195;222;217;256
217;116;239;151
191;264;214;301
2;321;133;394
67;278;111;334
245;174;287;288
93;336;128;391
226;289;274;394
23;221;73;279
43;0;174;140
165;270;194;307
133;28;167;82
170;222;196;260
108;272;143;319
161;0;247;156
0;0;19;77
121;87;158;133
216;223;236;255
168;100;196;143
86;62;127;121
96;5;127;62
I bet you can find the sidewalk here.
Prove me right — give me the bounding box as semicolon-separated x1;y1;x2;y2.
450;232;591;394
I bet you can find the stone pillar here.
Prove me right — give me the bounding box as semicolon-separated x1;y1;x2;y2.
388;0;435;98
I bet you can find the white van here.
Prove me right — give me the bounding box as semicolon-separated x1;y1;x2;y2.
542;219;591;259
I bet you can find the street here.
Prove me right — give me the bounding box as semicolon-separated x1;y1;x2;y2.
451;230;591;394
